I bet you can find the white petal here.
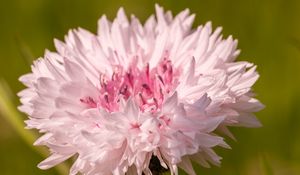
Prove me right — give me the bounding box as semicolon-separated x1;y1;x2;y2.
38;153;74;170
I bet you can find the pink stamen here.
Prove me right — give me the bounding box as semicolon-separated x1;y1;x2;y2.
80;97;97;108
130;123;140;129
80;58;179;113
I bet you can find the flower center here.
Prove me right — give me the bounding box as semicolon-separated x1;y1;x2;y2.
80;59;179;113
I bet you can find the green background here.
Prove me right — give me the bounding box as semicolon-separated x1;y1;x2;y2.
0;0;300;174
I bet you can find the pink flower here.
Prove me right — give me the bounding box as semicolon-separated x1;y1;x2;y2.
18;4;264;175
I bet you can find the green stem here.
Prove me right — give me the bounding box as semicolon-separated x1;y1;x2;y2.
0;80;69;175
260;153;274;175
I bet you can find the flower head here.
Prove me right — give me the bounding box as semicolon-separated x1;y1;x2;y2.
18;4;264;175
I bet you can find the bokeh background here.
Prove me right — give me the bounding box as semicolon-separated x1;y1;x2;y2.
0;0;300;174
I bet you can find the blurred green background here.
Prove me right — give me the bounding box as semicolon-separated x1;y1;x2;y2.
0;0;300;174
